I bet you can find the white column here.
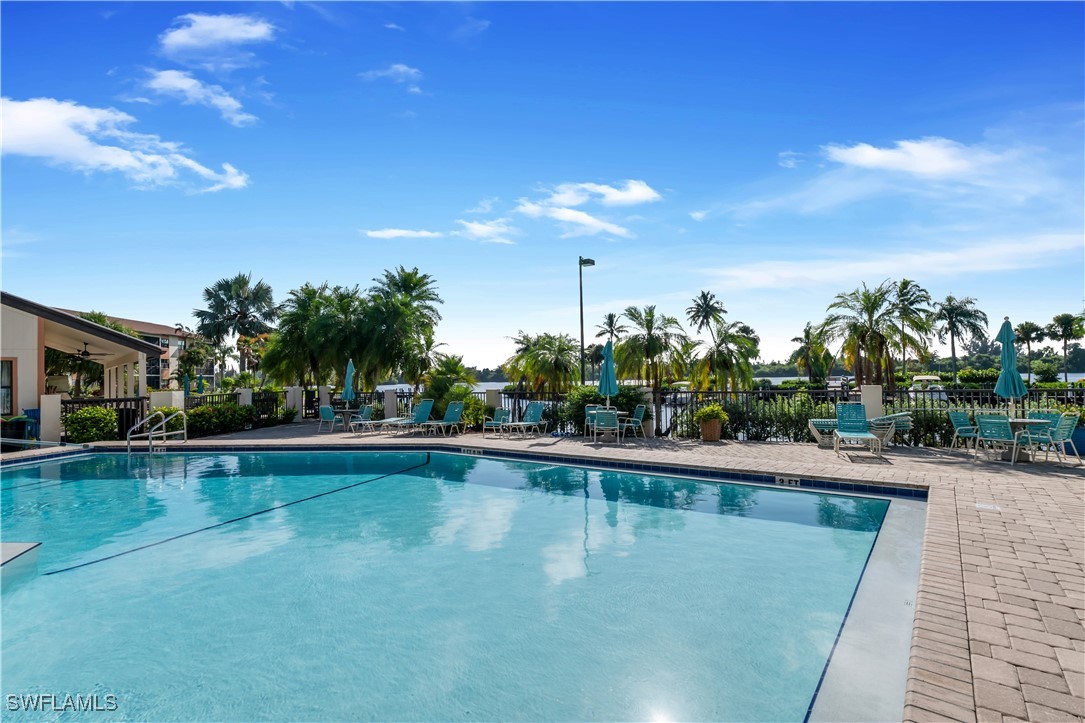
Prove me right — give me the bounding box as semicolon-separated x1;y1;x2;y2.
284;386;303;422
238;388;253;406
383;389;399;418
485;389;501;410
40;394;63;443
860;384;883;419
318;386;330;407
137;353;147;397
150;390;185;410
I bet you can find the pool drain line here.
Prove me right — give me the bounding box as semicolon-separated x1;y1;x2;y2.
44;453;430;576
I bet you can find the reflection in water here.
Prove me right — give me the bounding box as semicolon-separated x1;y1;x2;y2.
816;496;887;532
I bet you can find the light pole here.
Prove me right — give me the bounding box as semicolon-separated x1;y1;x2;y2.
578;256;595;385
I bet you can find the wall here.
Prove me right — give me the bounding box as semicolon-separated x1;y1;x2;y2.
0;306;40;415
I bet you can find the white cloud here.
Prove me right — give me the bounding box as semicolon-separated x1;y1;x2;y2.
702;233;1080;290
363;228;443;239
145;70;257;127
407;85;423;95
515;200;632;238
689;210;708;222
466;197;499;214
359;63;422;83
454;218;517;245
544;179;661;207
159;13;276;71
384;23;405;31
1;97;248;193
778;151;801;169
392;110;417;120
822;137;1003;179
451;17;490;42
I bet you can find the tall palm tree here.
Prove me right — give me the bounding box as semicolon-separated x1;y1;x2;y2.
824;282;900;387
425;353;477;407
891;278;933;376
364;267;444;389
275;282;328;386
700;321;760;393
587;343;605;383
501;332;579;392
193;273;277;372
1046;312;1085;384
788;322;831;383
595;313;628;344
402;331;445;394
371;266;443;331
1014;321;1045;383
933;295;989;385
685;291;726;345
669;338;702;385
617;305;685;435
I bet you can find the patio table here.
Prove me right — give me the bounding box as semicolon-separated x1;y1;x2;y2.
1004;418;1053;463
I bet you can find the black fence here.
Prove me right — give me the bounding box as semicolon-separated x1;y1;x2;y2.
184;392;240;410
252;391;286;424
61;396;149;440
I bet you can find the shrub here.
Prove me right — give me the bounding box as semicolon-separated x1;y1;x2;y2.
65;406;118;443
280;407;298;423
958;368;1001;386
693;403;727;423
1032;360;1060;384
151;406;186;433
558;385;650;434
186;403;261;438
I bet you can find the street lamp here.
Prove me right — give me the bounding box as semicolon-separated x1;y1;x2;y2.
578;256;595;385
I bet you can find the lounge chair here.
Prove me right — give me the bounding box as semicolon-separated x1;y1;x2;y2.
504;401;547;439
974;414;1034;464
421;401;465;437
317;405;345;433
620;404;647;439
348;405;375;434
833;403;882;458
808;418;837;447
372;399;434;435
483;409;510;438
870;411;912;448
948;411;979;452
591;409;621;444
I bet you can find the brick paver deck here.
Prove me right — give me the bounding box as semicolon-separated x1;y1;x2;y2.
5;424;1083;721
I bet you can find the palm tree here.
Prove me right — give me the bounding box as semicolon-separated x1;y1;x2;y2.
933;295;989;385
274;282;328;386
669;338;702;385
372;266;443;331
618;305;685;435
363;268;444;389
700;321;760;393
595;313;628;344
824;282;900;387
193;273;277;372
501;332;579;392
1014;321;1045;383
685;290;727;344
402;331;445;394
587;343;605;383
1046;313;1085;383
891;278;933;376
788;322;831;383
425;354;477;409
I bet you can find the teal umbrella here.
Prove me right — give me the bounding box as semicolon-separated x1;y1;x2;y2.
183;373;191;397
342;359;356;404
597;340;619;405
197;375;205;394
994;317;1027;403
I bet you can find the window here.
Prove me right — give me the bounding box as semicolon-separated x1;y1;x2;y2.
1;359;14;416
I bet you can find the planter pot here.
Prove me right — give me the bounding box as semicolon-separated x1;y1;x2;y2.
700;419;722;442
1072;427;1085;453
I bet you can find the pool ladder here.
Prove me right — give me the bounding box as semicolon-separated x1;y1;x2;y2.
127;410;188;456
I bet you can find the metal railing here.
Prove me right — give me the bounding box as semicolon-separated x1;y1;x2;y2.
126;409;188;455
252;390;285;423
184;392;240;410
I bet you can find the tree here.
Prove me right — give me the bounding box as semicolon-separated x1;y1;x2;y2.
501;332;579;392
1046;313;1085;383
425;354;476;408
595;313;628;344
699;321;760;393
933;295;989;385
273;282;328;386
685;290;727;344
1014;321;1045;383
617;305;685;435
891;278;933;375
193;273;277;372
788;322;832;384
586;343;605;383
824;282;901;387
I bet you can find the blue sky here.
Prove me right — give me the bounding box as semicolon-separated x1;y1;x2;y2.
3;2;1083;368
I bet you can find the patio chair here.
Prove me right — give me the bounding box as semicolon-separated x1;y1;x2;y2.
1035;413;1081;466
483;408;510;438
620;404;647;439
591;409;622;444
504;401;547;439
833;403;881;458
317;405;345;433
348;405;375;434
948;411;979;452
421;401;465;437
974;414;1033;465
870;412;912;448
807;418;838;447
584;404;601;437
373;399;434;435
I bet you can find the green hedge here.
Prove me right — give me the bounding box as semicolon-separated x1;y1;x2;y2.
186;403;260;438
65;406;118;443
558;385;650;435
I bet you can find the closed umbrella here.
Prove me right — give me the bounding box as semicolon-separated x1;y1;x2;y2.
597;340;619;406
197;376;205;394
183;373;190;397
342;359;356;406
994;317;1027;414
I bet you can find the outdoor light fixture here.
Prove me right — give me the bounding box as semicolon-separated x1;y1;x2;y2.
579;256;595;385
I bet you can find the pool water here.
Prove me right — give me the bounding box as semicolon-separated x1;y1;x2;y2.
2;452;889;721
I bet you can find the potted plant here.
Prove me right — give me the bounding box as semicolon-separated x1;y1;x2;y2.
693;403;728;442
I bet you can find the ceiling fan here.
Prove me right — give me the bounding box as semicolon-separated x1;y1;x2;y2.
71;342;111;360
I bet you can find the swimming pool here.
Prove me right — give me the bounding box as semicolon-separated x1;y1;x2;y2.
2;451;908;721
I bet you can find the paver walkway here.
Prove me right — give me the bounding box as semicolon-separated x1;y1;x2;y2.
5;424;1083;721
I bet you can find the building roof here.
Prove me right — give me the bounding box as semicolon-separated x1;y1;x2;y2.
55;309;181;338
2;292;163;356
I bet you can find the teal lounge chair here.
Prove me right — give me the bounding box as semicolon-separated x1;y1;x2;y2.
807;418;837;447
483;408;510;438
620;404;647;439
374;399;434;435
870;411;912;448
421;401;465;437
948;411;979;452
317;405;345;433
348;405;374;434
833;403;881;458
504;401;547;438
